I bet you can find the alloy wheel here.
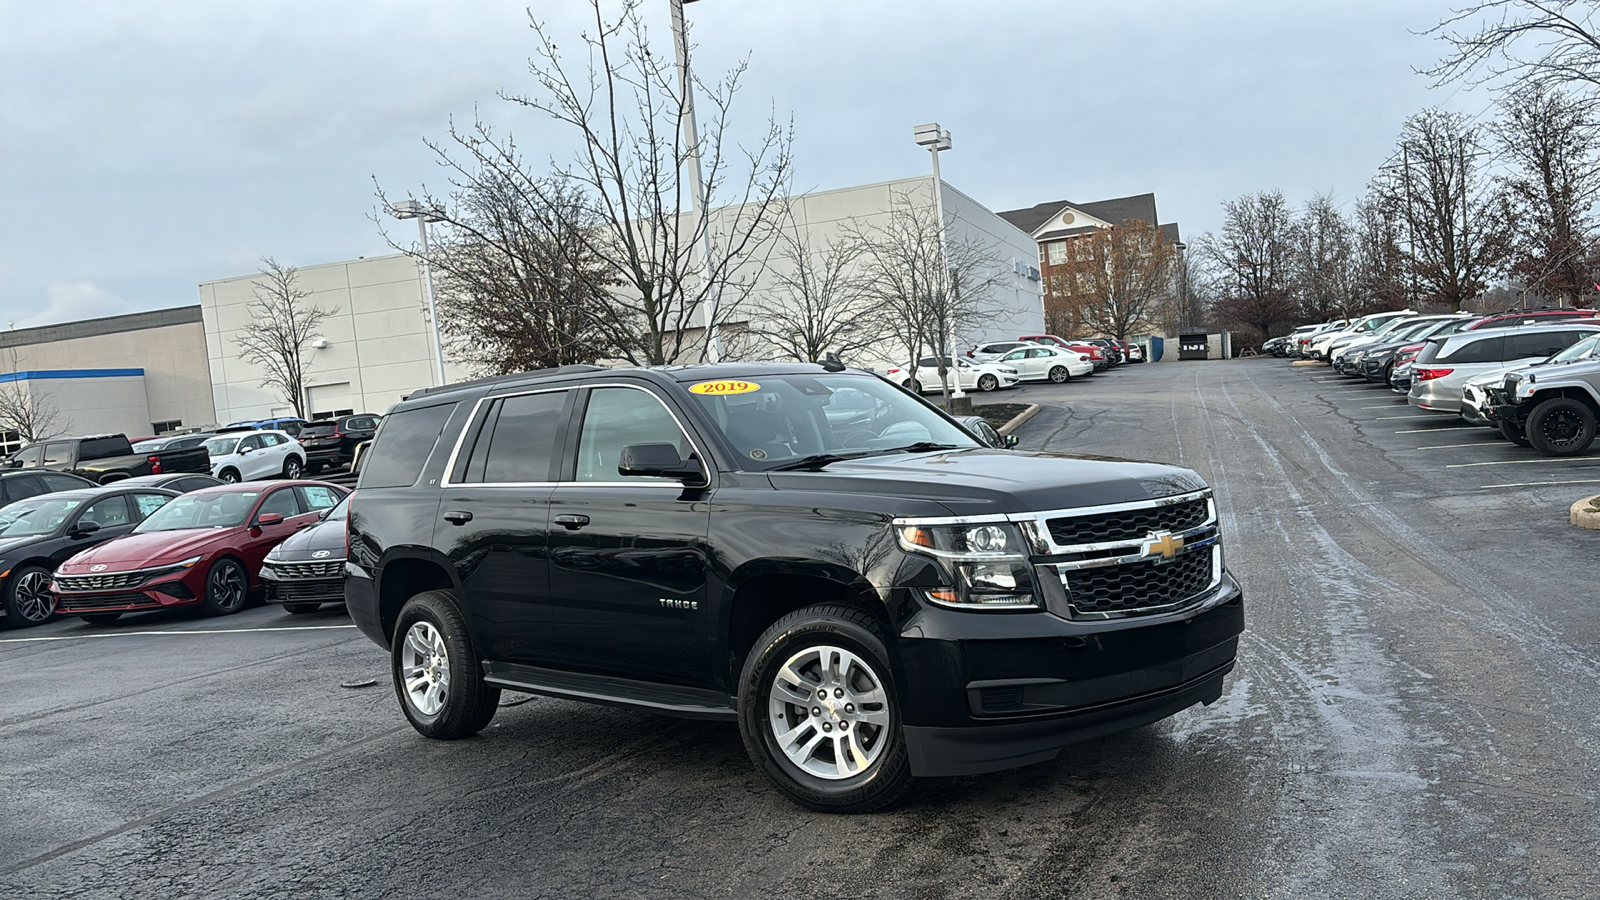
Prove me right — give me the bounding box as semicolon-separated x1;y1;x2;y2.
209;563;246;611
284;457;302;479
12;570;55;623
767;644;891;780
400;621;451;716
1540;409;1584;449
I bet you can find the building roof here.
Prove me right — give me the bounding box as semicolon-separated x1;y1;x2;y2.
997;193;1163;238
0;306;203;350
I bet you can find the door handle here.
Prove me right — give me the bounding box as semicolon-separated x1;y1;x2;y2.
443;510;474;525
554;514;590;530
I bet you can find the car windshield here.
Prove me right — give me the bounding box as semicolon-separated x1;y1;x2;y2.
131;440;163;452
134;490;262;531
1550;334;1600;363
203;437;240;456
687;374;979;469
0;497;83;537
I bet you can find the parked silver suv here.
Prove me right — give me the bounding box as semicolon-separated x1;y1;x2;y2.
1407;322;1600;415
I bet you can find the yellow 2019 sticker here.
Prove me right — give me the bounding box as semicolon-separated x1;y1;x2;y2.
689;379;760;395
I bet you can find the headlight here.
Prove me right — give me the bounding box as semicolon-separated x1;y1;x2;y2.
896;522;1037;609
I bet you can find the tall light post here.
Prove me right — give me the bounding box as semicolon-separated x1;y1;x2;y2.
387;199;448;387
669;0;722;362
913;122;963;400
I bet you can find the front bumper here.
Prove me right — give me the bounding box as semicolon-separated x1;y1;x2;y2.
54;578;199;614
892;573;1244;777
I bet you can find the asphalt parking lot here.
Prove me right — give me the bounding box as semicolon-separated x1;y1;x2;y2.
4;359;1597;899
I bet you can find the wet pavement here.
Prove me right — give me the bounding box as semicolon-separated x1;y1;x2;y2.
3;358;1596;898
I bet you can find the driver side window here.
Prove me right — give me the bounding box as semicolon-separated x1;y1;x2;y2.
257;489;301;519
573;388;690;483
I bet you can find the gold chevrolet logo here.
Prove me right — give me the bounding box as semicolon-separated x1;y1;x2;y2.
1142;531;1184;560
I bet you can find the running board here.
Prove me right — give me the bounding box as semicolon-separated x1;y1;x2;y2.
482;661;738;721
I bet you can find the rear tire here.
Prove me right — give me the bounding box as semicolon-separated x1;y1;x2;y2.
282;456;303;479
391;590;500;739
305;462;324;476
1048;366;1070;384
1527;397;1597;456
738;604;913;813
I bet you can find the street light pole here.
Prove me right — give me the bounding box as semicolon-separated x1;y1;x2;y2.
387;199;448;388
669;0;721;362
913;123;962;399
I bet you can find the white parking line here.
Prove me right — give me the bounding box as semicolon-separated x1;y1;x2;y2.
1409;442;1503;450
1481;478;1600;488
1444;458;1600;469
1395;426;1477;433
1373;414;1444;420
1358;405;1406;409
0;624;358;644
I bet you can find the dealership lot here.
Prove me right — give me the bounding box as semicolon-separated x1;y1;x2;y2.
3;359;1597;900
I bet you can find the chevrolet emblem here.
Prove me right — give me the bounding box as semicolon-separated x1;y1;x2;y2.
1141;531;1184;560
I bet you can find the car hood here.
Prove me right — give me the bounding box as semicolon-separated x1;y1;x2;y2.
267;517;346;561
0;533;53;559
765;449;1207;517
57;528;234;574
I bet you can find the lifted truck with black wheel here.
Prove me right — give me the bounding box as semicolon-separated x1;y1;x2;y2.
345;363;1245;812
1488;334;1600;457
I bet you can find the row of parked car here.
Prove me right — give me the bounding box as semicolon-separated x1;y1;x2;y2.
882;335;1142;394
1266;306;1600;456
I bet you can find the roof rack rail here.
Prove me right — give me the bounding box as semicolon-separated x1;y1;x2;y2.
405;363;611;400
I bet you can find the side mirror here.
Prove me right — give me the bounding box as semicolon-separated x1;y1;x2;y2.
239;446;253;455
317;508;331;521
618;443;706;484
256;512;285;527
71;520;102;537
1003;434;1020;448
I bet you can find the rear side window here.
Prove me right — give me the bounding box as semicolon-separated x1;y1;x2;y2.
1438;335;1504;364
1507;330;1588;359
472;391;568;484
5;475;48;501
360;403;456;489
39;473;90;491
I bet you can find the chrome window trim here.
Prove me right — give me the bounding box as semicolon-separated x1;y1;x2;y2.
439;382;710;490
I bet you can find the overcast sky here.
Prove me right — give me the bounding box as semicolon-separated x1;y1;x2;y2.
0;0;1487;328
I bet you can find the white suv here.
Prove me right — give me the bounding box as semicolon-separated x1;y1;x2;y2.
202;430;308;483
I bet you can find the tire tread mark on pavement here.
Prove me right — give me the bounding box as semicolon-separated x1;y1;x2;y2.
0;725;408;876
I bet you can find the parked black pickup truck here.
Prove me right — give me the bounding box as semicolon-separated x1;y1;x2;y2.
5;434;211;485
346;363;1244;812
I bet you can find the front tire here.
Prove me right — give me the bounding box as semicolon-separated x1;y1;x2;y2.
1498;419;1531;447
202;558;248;616
977;374;999;392
1048;366;1070;384
1527;398;1597;456
282;456;303;479
392;591;500;739
3;565;56;627
738;604;913;813
218;468;241;484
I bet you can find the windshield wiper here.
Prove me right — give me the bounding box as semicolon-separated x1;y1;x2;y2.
768;453;856;472
881;442;960;454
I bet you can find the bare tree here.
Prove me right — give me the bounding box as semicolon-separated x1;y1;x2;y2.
1044;219;1178;340
1424;1;1600;96
1492;83;1600;305
1290;194;1365;320
0;350;66;443
1351;192;1412;309
379;123;614;376
1199;190;1297;317
236;259;337;419
749;221;875;362
506;0;793;366
849;191;1007;407
1375;110;1510;311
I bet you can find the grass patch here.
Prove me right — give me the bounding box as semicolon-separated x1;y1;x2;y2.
974;403;1029;430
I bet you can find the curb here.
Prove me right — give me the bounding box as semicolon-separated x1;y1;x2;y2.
1290;360;1326;367
1570;495;1600;531
998;403;1042;436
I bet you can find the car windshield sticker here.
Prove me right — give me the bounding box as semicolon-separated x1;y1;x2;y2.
689;379;760;395
749;448;767;460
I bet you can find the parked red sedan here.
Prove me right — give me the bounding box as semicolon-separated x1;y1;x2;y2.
52;481;348;624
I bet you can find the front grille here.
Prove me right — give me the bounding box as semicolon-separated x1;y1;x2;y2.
57;591;159;611
273;579;343;603
55;571;149;592
1063;548;1215;618
265;560;344;579
1047;497;1210;546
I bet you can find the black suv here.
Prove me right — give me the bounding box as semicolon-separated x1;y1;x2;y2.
347;363;1244;812
298;414;381;474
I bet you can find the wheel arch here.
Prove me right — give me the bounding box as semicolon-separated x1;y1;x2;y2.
721;560;892;690
375;550;460;643
1531;386;1600;413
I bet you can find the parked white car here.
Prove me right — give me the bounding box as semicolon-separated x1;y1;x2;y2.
202;430;307;483
885;356;1020;393
968;340;1040;363
1311;310;1416;359
994;345;1094;383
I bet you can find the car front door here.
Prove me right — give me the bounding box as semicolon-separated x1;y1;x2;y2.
240;487;305;574
62;494;140;562
436;389;568;664
545;384;713;685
